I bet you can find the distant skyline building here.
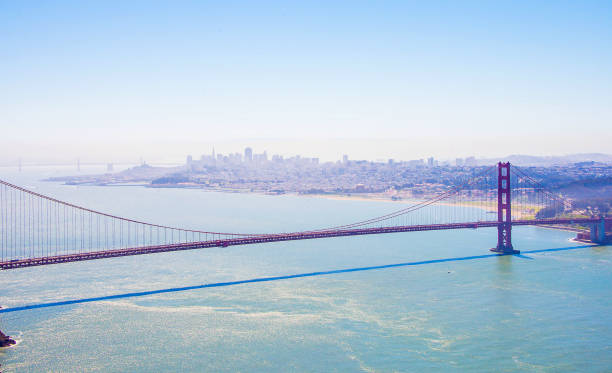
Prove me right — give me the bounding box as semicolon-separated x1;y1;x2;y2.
244;147;253;162
183;147;491;169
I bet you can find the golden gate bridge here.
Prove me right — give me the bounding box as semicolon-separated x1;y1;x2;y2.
0;162;610;271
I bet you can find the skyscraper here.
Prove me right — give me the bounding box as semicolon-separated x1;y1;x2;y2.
244;147;253;162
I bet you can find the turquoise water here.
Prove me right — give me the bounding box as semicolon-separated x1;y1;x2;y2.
0;166;611;372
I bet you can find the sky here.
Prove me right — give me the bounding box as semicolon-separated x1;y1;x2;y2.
1;1;611;164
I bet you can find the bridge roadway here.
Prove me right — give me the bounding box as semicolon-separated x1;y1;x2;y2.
1;218;609;270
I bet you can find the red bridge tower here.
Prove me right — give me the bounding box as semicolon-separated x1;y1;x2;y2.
491;162;520;254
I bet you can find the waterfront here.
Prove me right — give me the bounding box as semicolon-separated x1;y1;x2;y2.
1;166;611;372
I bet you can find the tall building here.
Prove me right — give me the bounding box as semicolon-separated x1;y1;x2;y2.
342;154;349;164
427;157;435;167
244;147;253;162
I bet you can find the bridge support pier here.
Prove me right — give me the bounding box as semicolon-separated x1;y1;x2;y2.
490;162;520;255
590;218;606;244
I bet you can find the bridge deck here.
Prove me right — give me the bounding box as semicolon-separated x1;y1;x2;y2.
1;218;607;270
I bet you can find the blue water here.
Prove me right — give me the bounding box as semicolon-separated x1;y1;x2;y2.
1;166;611;372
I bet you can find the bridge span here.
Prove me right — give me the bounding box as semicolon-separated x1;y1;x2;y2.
1;217;609;270
0;162;610;271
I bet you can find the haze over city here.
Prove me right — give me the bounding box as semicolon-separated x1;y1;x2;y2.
1;1;611;164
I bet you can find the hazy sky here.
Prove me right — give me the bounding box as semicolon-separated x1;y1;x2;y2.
1;1;611;164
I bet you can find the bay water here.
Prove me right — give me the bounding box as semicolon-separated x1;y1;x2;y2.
0;166;610;372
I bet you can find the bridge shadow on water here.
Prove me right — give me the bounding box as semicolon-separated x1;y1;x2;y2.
0;244;602;314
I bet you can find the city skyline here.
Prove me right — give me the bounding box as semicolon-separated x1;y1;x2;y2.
4;145;612;168
187;146;473;167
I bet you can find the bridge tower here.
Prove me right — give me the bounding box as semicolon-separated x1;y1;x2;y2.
491;162;520;254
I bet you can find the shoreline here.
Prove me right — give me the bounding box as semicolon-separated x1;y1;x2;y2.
569;237;599;245
534;224;587;234
144;186;596;237
147;183;500;211
55;180;596;227
56;181;523;214
56;180;471;205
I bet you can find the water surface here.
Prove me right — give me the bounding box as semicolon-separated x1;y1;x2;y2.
0;166;610;372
